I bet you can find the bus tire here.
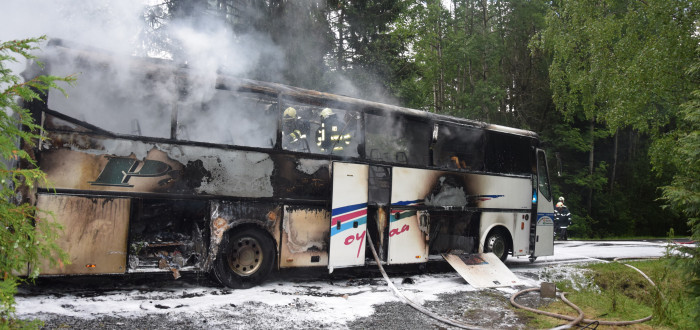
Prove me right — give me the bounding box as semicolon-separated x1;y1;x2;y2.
485;230;509;262
213;227;275;289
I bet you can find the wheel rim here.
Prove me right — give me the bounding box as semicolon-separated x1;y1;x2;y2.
488;235;505;259
227;236;263;276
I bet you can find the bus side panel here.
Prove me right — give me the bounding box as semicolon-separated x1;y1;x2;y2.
389;168;531;263
36;194;130;275
466;175;531;210
280;206;329;268
389;168;531;211
39;132;274;198
478;212;531;256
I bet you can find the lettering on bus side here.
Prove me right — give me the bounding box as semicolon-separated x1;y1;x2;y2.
89;156;173;187
343;231;366;258
389;224;410;237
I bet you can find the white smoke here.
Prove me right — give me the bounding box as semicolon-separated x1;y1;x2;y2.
1;0;403;148
1;0;284;84
1;0;146;55
1;0;288;146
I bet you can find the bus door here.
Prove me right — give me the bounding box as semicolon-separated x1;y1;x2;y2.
387;167;431;264
328;162;369;273
533;149;554;256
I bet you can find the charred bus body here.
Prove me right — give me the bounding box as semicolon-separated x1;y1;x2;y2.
22;41;554;288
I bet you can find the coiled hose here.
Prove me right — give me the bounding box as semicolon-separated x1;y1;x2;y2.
368;230;656;329
509;257;657;327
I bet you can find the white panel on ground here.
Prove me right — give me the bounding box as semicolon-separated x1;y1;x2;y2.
442;253;522;288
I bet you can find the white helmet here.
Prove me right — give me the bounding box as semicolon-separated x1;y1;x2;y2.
559;196;565;202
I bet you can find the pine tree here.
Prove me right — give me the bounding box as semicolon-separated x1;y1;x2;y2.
0;36;72;327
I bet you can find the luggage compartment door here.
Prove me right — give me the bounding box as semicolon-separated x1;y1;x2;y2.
36;194;130;275
328;162;369;272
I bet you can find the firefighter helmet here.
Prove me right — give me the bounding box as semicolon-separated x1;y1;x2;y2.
320;108;334;119
283;107;297;120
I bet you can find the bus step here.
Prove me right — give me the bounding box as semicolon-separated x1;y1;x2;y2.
442;252;522;288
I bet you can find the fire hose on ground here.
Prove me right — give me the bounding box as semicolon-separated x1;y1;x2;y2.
366;231;655;329
510;257;656;328
366;232;485;329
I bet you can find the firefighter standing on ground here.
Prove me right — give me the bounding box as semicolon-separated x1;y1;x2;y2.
316;108;351;152
556;196;566;209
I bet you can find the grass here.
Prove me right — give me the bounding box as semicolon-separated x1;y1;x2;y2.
520;259;697;329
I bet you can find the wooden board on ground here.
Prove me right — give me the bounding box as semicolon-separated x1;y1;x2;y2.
442;252;522;288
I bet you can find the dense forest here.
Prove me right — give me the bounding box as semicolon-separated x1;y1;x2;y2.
135;0;697;239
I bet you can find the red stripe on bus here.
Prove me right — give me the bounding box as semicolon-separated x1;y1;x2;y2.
331;209;367;227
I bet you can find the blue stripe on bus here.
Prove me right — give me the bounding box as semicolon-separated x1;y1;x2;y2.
392;200;422;206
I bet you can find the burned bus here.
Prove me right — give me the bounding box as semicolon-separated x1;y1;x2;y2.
22;41;554;288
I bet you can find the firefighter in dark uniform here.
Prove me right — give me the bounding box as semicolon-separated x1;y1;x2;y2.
316;108;351;152
282;107;308;151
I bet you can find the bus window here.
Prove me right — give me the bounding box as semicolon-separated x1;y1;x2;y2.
281;105;361;158
483;131;532;175
177;90;277;148
365;113;430;166
433;124;484;171
46;62;173;138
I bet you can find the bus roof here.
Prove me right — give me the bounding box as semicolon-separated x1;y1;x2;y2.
41;39;539;140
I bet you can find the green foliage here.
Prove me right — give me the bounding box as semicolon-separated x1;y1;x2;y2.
539;0;698;322
655;45;700;326
392;0;551;129
536;0;696;131
536;0;695;239
0;36;72;327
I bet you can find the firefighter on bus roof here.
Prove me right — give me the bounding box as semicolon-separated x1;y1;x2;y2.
316;108;351;152
282;107;308;151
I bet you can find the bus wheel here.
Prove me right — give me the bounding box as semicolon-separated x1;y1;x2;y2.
214;228;275;289
485;230;508;262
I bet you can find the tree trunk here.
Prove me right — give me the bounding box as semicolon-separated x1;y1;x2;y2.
436;2;444;113
480;0;489;121
336;6;345;71
587;119;595;213
610;130;618;194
